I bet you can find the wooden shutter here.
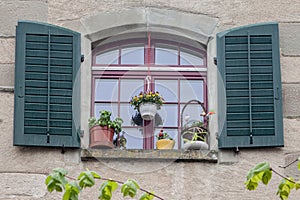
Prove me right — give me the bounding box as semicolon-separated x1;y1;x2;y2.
14;21;81;147
217;22;283;148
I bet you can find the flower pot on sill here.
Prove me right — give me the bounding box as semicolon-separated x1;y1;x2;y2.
139;103;158;120
89;125;115;149
156;139;175;149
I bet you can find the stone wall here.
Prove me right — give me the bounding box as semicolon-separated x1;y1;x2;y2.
1;0;300;199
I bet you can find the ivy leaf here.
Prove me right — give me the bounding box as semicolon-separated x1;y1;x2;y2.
245;162;272;190
295;181;300;190
121;179;140;198
298;157;300;171
139;192;154;200
98;180;118;200
77;170;100;189
63;182;80;200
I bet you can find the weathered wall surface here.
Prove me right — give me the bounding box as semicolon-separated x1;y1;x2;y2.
1;0;300;199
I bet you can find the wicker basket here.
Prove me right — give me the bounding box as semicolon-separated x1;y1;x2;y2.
156;139;175;149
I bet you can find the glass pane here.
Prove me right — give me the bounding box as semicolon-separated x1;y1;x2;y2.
180;104;204;126
120;103;143;126
154;128;179;149
180;80;204;102
155;45;178;65
95;49;119;64
122;128;143;149
121;46;144;65
95;79;118;101
180;48;204;66
120;79;144;102
157;104;178;127
94;103;118;119
155;79;178;102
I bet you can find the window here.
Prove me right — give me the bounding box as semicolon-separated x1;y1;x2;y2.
92;33;207;149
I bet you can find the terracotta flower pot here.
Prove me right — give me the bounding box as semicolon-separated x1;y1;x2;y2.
156;139;175;149
139;103;157;120
89;125;115;149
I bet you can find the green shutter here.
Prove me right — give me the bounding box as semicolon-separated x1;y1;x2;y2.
14;21;81;147
217;22;283;148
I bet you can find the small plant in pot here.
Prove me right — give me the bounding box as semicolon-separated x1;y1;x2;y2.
89;110;123;149
156;129;175;150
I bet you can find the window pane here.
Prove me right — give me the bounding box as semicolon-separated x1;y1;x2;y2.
120;79;144;101
155;45;178;65
95;49;119;64
120;103;142;126
121;46;144;65
157;104;178;127
94;103;118;119
154;128;179;149
122;128;143;149
180;48;204;66
155;79;178;102
180;80;203;102
180;104;204;126
95;79;118;101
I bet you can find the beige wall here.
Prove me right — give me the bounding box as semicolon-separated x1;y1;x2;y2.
1;0;300;199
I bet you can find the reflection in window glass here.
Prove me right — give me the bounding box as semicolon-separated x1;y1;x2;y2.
180;80;203;102
154;79;178;102
155;45;178;65
121;46;144;65
157;104;178;127
95;49;119;64
95;79;118;101
180;104;204;125
180;48;203;66
154;128;179;149
120;79;144;101
123;128;143;149
94;103;118;119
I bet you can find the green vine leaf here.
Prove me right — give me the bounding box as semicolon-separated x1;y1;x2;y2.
298;157;300;171
277;178;295;200
245;162;272;190
98;180;118;200
77;170;101;189
139;192;154;200
63;182;81;200
121;179;140;198
45;168;68;193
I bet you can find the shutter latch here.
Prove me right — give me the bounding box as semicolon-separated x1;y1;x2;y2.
250;133;253;144
47;132;50;143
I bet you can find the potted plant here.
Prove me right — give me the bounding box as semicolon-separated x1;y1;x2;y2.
181;111;214;150
89;110;123;149
130;91;164;120
156;129;175;149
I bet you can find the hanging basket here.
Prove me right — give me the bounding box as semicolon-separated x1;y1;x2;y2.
139;103;158;120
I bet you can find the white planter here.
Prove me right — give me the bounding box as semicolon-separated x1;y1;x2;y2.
183;141;209;150
139;103;157;120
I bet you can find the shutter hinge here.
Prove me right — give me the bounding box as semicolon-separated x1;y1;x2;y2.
81;55;84;63
250;133;253;144
213;57;217;65
61;144;65;154
47;132;50;143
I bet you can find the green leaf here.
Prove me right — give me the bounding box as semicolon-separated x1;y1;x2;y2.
77;171;100;189
298;157;300;171
45;169;68;193
121;179;140;198
63;182;80;200
139;192;154;200
295;181;300;190
277;179;295;200
98;180;118;200
245;162;272;191
53;168;68;176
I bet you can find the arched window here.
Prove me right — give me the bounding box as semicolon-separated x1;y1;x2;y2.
91;32;207;149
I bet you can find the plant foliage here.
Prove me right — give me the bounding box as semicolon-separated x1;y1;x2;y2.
45;168;161;200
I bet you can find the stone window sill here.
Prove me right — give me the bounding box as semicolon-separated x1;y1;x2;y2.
81;149;218;162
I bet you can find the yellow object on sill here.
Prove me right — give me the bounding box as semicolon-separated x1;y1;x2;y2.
156;139;175;149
